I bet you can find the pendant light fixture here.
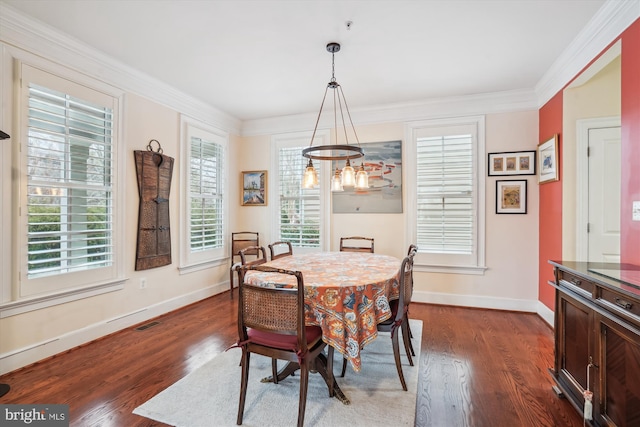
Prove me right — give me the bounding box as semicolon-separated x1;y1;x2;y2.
301;42;368;191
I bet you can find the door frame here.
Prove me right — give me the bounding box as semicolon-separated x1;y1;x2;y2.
576;116;621;261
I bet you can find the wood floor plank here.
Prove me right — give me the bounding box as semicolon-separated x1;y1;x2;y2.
0;292;583;426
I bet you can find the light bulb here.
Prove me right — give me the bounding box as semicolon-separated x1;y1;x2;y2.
355;163;369;190
331;168;344;192
341;159;356;187
302;159;318;189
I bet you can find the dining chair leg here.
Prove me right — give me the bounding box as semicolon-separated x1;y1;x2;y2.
237;351;250;424
391;331;408;391
407;314;414;338
297;364;310;427
405;315;415;356
229;267;235;300
401;321;414;366
271;358;279;384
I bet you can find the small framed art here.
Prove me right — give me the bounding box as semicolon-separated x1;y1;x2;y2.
537;135;559;184
241;170;267;206
488;151;536;176
496;180;527;214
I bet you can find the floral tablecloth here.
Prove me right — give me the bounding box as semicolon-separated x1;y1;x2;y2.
244;251;401;372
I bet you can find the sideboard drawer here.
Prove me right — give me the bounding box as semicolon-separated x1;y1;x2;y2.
598;287;640;325
559;271;594;296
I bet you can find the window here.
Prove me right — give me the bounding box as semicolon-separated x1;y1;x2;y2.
271;131;330;251
406;117;486;274
179;117;228;270
16;63;124;299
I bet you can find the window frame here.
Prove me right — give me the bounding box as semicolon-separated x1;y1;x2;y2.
178;115;229;273
270;130;331;253
405;116;487;275
2;60;125;315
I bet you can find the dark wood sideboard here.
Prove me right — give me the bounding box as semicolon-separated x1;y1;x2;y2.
549;261;640;427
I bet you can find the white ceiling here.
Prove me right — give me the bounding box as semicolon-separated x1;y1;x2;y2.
2;0;607;122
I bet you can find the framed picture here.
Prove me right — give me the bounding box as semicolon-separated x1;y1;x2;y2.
537;135;559;184
488;151;536;176
332;140;403;213
496;180;527;214
241;170;267;206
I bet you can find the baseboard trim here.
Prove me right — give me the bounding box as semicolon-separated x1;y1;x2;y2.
536;301;555;327
0;283;228;375
413;291;557;327
413;290;539;313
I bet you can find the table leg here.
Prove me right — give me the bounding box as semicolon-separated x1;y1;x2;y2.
315;353;350;405
259;352;351;405
260;361;299;383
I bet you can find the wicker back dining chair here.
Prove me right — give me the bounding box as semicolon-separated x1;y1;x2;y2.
236;265;334;427
339;236;374;253
268;241;293;260
239;245;268;267
340;252;415;390
229;232;260;299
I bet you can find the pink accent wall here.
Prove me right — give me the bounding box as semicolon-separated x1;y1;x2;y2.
621;20;640;265
538;94;563;310
538;18;640;309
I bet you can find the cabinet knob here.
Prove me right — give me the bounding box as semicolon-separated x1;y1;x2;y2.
570;279;582;286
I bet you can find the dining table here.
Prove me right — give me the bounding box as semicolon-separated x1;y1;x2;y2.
244;251;402;369
243;251;402;403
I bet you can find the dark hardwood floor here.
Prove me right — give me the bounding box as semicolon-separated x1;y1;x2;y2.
0;291;583;427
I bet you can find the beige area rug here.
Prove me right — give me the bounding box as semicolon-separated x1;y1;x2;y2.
133;320;422;427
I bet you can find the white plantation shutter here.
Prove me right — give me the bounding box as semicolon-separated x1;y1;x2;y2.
190;137;224;251
407;117;485;273
278;146;321;247
417;135;473;254
26;83;114;278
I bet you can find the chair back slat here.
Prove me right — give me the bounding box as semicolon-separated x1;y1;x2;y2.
268;241;293;260
239;245;267;266
339;236;374;253
231;232;259;261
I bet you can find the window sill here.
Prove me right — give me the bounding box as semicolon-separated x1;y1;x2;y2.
414;263;487;275
178;257;227;275
0;280;125;318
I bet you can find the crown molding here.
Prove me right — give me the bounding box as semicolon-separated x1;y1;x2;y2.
241;88;538;137
535;0;640;107
0;2;241;134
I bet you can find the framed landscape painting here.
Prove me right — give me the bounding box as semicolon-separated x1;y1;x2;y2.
241;170;267;206
332;140;402;213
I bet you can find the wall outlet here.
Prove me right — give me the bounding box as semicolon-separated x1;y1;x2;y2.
633;201;640;221
139;278;147;289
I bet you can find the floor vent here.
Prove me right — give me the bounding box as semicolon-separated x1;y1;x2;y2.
135;321;160;331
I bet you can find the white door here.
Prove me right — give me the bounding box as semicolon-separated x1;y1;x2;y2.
587;125;621;263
